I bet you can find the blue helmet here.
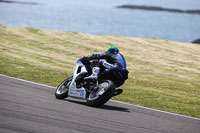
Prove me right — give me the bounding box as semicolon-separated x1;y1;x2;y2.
107;46;119;54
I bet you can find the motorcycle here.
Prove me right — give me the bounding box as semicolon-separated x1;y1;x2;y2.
55;58;121;107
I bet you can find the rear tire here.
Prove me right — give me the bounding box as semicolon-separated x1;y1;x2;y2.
55;76;72;99
86;80;115;107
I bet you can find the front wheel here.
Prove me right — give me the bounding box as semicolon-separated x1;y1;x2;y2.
86;80;115;107
55;76;73;99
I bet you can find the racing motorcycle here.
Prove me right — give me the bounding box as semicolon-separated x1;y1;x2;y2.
55;58;122;107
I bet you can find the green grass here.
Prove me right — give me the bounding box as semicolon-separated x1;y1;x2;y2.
26;27;44;36
0;25;200;118
0;55;72;86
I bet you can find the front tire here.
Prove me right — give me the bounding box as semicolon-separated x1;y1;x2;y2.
86;80;115;107
55;76;72;99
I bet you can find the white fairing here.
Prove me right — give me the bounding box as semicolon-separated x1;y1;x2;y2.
68;61;87;99
68;61;107;99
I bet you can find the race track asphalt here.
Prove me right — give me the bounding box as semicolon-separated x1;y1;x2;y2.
0;74;199;133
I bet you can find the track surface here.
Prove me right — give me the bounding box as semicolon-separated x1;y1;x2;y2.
0;75;200;133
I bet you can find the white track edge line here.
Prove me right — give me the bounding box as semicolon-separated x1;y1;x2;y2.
0;74;55;89
110;100;200;120
0;74;199;121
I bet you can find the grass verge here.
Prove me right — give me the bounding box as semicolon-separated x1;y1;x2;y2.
0;25;200;118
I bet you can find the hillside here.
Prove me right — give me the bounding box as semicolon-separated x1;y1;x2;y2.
0;25;200;118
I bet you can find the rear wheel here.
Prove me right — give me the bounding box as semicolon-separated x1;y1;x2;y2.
86;80;115;107
55;76;73;99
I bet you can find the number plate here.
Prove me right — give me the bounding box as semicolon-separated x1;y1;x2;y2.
69;88;86;98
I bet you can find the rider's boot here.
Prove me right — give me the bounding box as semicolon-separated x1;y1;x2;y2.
113;89;123;97
85;67;100;80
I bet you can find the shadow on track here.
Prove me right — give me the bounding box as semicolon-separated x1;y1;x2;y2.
63;99;130;113
100;104;130;112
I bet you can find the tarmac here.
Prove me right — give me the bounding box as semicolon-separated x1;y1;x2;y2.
0;74;199;133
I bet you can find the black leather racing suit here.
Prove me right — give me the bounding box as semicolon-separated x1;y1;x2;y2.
91;52;129;87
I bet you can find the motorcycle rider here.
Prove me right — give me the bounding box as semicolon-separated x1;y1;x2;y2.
80;46;129;96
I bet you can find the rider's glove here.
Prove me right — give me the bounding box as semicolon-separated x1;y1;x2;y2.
89;54;99;60
79;56;90;64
